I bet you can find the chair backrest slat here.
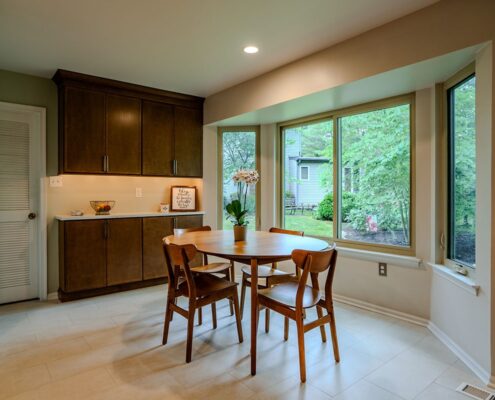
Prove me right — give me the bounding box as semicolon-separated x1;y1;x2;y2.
163;240;198;297
291;245;338;308
174;225;212;236
269;227;304;237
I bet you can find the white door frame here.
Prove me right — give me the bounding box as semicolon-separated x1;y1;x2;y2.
0;101;47;301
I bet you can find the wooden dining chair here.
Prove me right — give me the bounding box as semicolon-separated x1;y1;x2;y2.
257;245;340;382
240;227;304;332
162;240;243;363
174;225;235;321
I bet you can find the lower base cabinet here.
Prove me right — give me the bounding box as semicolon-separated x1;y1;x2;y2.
58;214;202;301
143;217;174;280
107;218;143;286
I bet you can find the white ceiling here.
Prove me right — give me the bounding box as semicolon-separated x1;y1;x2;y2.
216;44;481;126
0;0;438;97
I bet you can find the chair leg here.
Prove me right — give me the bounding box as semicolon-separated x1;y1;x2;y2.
316;306;327;343
211;302;217;329
232;290;244;343
228;266;234;316
162;299;173;345
198;307;203;325
296;312;307;382
284;317;289;341
186;304;196;363
328;308;340;363
240;274;247;319
265;309;270;333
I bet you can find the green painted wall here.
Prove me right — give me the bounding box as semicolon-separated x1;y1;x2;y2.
0;69;58;174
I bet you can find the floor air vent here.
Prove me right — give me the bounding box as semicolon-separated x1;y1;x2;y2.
456;383;495;400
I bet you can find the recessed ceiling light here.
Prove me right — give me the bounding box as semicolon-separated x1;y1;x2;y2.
244;46;259;54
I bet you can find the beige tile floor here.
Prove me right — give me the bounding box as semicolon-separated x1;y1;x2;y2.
0;284;492;400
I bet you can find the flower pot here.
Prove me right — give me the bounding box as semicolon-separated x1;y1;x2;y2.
233;225;247;241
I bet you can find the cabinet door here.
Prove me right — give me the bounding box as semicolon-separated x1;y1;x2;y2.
174;215;203;230
143;217;173;280
107;218;142;286
64;220;106;292
106;94;142;175
64;87;105;173
174;106;203;177
142;101;174;176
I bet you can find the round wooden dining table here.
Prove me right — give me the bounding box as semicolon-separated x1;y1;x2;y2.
166;229;329;375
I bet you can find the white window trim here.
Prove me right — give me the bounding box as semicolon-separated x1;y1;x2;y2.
428;262;480;296
299;165;310;181
337;246;421;269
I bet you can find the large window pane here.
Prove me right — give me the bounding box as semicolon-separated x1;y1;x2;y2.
282;120;333;237
221;130;257;230
339;104;411;247
448;75;476;267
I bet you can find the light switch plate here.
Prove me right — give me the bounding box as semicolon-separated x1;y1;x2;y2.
49;176;63;187
135;188;143;198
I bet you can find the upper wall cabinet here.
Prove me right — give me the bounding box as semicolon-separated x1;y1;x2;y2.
53;70;204;177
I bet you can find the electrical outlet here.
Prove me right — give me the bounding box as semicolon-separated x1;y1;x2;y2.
49;176;63;187
135;188;143;198
378;262;387;276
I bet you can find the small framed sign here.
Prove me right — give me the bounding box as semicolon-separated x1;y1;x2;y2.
170;186;197;212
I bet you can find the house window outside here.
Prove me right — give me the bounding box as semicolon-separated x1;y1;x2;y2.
282;119;333;238
280;95;414;253
219;127;260;230
447;74;476;268
300;166;309;180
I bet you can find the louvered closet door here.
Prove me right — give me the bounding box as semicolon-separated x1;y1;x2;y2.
0;105;41;304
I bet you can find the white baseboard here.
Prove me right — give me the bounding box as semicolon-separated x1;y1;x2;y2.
332;293;492;386
47;292;58;301
428;322;491;386
332;293;429;327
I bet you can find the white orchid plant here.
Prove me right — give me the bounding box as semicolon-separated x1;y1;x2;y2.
226;169;260;226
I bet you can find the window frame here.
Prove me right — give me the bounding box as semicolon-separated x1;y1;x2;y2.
278;94;415;256
217;126;261;231
441;63;476;270
299;165;310;181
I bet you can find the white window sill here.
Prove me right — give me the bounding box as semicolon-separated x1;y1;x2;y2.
428;262;480;296
336;246;422;269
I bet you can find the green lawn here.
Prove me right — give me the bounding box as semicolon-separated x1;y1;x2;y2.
284;212;332;237
221;211;332;237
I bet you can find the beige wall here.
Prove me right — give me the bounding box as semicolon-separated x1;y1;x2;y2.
430;44;493;379
204;0;495;125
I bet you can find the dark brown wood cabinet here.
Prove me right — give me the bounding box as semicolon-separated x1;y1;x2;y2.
53;70;204;177
142;101;174;176
175;214;204;230
143;217;174;279
58;214;203;301
107;218;143;285
106;94;142;175
63;87;106;173
62;220;106;292
174;106;203;177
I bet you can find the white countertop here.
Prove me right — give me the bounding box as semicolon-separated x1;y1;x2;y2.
55;211;205;221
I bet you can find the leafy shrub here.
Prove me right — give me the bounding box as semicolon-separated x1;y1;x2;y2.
316;193;333;221
341;192;357;222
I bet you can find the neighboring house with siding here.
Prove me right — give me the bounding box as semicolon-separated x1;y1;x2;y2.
284;129;330;206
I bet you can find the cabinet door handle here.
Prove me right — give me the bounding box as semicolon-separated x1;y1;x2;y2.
173;159;177;175
102;155;106;172
173;217;177;229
